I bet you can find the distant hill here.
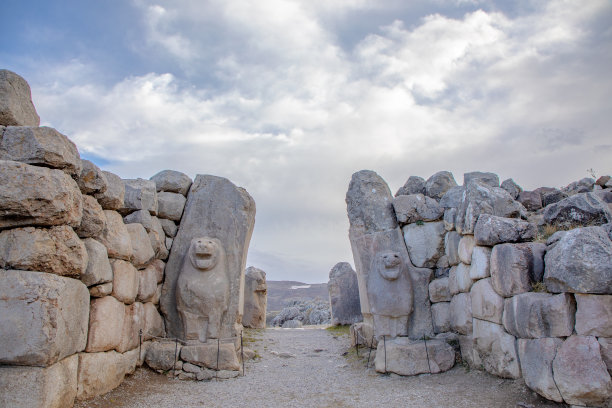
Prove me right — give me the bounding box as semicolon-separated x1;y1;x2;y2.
266;280;329;312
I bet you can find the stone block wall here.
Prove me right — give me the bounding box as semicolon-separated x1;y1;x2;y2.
383;170;612;406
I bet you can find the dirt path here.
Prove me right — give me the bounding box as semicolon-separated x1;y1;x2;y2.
76;327;566;408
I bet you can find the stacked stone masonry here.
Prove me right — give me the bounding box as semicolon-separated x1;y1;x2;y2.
348;168;612;406
0;70;258;407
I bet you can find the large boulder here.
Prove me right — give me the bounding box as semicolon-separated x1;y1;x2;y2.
544;226;612;294
457;235;475;264
142;302;164;340
517;191;542;211
0;270;89;366
518;338;564;402
474;214;536;246
160;174;256;340
76;350;137;400
534;187;567;207
85;295;125;353
156;192;186;221
375;337;455;375
395;176;425;196
0;126;81;177
458;334;482;368
0;354;77;408
449;263;473;295
449;293;472;335
148;216;168;260
150;169;192;196
440;187;464;210
122;178;158;215
98;210;133;261
425;171;457;200
81;238;113;287
444;231;461;266
160;218;178;237
469;246;491;280
123;209;152;231
0;69;40;126
463;171;499;187
180;343;240;371
126;223;155;268
563;177;595;195
327;263;361;326
137;263;159;303
500;178;522;199
552;335;612;406
502;293;575;338
95;170;125;211
75;194;106;239
0;225;87;277
145;341;181;371
429;277;450;303
431;302;450;333
77;159;107;195
473;318;520;379
392;194;443;224
543;192;612;228
455;179;526;235
575;294;612;337
110;259;139;304
490;242;545;297
470;278;503;324
402;221;445;268
117;302;144;353
0;160;83;229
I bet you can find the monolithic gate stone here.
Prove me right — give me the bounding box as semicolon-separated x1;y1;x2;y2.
327;262;362;326
242;266;267;329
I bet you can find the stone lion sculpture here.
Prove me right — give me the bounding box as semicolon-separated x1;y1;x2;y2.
367;251;413;339
176;237;229;342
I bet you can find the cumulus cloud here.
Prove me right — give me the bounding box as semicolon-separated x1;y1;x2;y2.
26;0;612;282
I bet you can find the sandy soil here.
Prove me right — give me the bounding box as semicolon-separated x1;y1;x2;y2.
75;327;567;408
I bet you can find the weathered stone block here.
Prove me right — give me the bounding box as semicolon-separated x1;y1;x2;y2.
117;302;144;353
449;263;473;295
75;194;106;238
473;318;520;379
157;191;186;221
122;178;158;215
0;354;77;408
431;302;450;333
89;282;112;297
393;194;443;224
76;350;135;400
0;126;81;176
77;159;107;195
443;208;456;231
518;338;564;402
543;192;612;228
503;292;575;338
470;278;504;324
111;259;139;304
0;270;89;366
0;225;87;277
425;171;457;201
429;277;450;303
143;302;164;341
474;214;536;246
243;266;270;328
145;341;181;371
517;190;542;211
450;293;472;335
458;334;482;368
599;338;612;374
0;69;40;126
137;263;158;302
98;210;133;261
160;218;178;237
126;223;154;268
0;160;83;229
469;245;491;280
95;170;125;211
500;178;522;199
85;295;125;353
375;337;455;375
395;176;425;196
181;343;240;371
445;231;461;266
81;238;112;287
490;242;545;297
458;235;475;265
403;221;445;268
150;169;192;196
575;294;612;337
464;171;499;188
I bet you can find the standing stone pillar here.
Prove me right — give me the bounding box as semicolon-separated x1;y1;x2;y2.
346;170;433;340
160;175;255;342
242;266;267;329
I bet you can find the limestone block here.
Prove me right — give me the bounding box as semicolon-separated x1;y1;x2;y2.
122;178;158;215
81;238;112;287
157;191;186;221
89;282;112;297
552;335;612;406
161;174;256;341
75;194;106;239
473;318;520;379
0;354;77;408
166;237;173;251
503;292;575;338
240;266;268;328
439;186;464;209
150;169;192;196
0;225;87;277
450;293;472;335
76;350;135;400
137;263;158;302
181;343;240;371
535;186;567;207
444;231;461;266
375;337;455;375
111;259;139;304
432;302;450;333
0;270;89;366
443;208;456;231
469;246;491;280
145;341;181;371
449;263;473;295
393;194;443;224
152;284;162;305
458;335;482;368
0;160;83;229
95;170;125;211
148;258;165;284
98;210;133;261
458;235;475;264
160;218;178;237
0;69;40;126
0;126;81;177
425;171;458;200
517;191;542;211
563;177;595;195
126;223;155;268
455;179;526;235
77;159;107;195
143;302;164;341
117;302;144;353
402;221;445;268
575;294;612;337
518;338;564;402
429;277;450;303
599;338;612;373
543;192;612;228
463;171;499;188
474;214;536;246
123;209;152;231
85;295;125;353
544;226;612;294
470;278;504;324
500;178;522;199
395;176;425;196
149;216;168;260
490;242;545;297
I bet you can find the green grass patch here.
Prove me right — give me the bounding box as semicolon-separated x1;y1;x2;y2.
325;325;350;336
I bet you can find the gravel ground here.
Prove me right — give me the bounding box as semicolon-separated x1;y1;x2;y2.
76;327;567;408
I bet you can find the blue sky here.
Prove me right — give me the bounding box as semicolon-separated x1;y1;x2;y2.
2;0;611;282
